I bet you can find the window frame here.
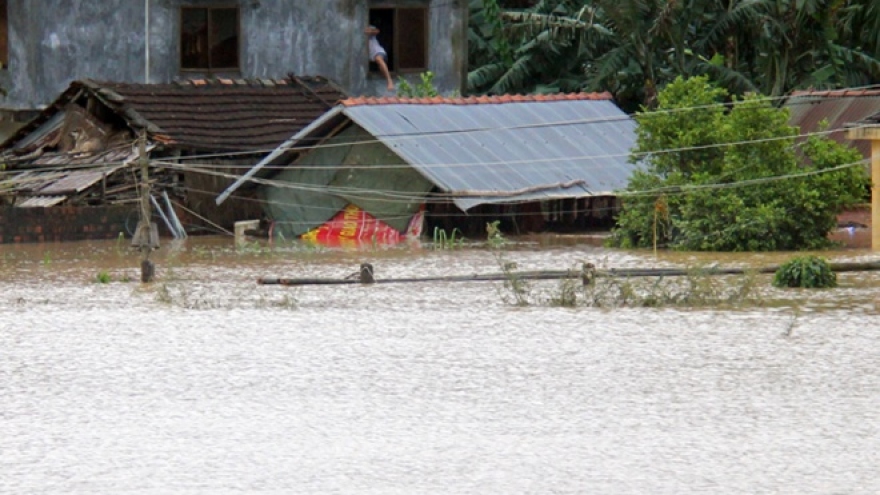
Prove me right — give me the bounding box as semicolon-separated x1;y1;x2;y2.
179;5;241;72
0;0;8;68
368;5;429;75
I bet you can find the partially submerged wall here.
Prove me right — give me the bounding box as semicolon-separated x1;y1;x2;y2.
262;124;433;238
0;205;137;243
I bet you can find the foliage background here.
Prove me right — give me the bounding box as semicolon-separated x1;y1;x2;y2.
469;0;880;111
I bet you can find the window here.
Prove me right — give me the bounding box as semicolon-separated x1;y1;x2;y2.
181;7;239;70
368;7;428;73
0;0;7;68
499;0;537;7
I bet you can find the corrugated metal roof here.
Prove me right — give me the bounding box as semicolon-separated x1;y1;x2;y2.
18;196;68;208
13;112;65;151
37;165;124;195
5;170;68;194
785;91;880;159
218;94;639;210
215;106;348;205
341;97;637;210
340;92;614;106
6;163;126;201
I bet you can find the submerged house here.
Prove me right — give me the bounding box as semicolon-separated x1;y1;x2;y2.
217;93;639;241
0;76;347;242
0;0;467;242
786;89;880;249
785;89;880;166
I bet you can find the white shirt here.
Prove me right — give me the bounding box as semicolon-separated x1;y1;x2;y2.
368;37;386;61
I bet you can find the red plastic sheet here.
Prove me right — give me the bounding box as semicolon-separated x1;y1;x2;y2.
301;204;424;247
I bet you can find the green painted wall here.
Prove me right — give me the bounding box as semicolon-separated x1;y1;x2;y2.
262;124;434;238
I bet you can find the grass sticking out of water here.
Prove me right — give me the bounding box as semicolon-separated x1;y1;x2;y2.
577;268;761;309
433;227;465;250
488;217;763;309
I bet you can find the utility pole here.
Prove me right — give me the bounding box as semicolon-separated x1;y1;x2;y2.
132;130;158;282
846;126;880;251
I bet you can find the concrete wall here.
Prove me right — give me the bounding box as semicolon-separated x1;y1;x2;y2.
0;0;466;114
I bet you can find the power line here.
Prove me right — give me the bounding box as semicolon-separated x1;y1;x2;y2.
153;154;870;208
618;160;869;198
165;88;880;162
153;126;853;173
1;91;873;239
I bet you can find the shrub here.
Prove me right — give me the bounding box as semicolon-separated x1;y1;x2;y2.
608;76;869;252
772;255;836;288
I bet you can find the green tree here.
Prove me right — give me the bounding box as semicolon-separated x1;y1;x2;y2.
467;0;880;108
696;0;880;97
608;76;869;251
468;0;601;96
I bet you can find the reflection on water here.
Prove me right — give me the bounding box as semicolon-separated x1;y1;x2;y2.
1;236;879;494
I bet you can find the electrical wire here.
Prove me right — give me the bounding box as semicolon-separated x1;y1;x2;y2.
154;154;870;208
165;87;880;162
152;126;854;173
1;92;874;240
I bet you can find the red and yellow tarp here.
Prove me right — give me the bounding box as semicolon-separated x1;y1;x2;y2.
301;204;423;247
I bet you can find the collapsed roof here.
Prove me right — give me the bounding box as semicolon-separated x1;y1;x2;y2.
0;76;348;208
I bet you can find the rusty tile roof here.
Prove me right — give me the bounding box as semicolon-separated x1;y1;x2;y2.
784;90;880;158
789;89;880;98
1;76;348;153
91;77;347;151
341;92;613;107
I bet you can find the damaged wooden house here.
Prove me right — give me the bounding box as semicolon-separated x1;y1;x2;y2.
216;93;640;244
0;76;347;242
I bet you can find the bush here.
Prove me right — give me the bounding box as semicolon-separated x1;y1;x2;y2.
608;76;869;252
772;255;837;288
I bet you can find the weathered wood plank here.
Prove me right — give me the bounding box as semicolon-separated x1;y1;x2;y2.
257;261;880;287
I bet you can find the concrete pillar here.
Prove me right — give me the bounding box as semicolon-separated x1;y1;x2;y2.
846;126;880;251
873;140;880;251
235;219;261;244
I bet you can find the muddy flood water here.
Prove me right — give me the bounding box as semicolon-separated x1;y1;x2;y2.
2;235;879;494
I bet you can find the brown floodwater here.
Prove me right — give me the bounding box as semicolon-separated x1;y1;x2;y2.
1;235;879;493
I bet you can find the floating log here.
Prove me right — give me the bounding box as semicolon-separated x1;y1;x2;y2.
258;272;565;286
257;261;880;286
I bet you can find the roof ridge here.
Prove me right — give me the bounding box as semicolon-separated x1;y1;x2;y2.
88;75;336;90
341;92;613;106
789;89;880;98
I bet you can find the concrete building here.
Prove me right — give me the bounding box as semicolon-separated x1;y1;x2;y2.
0;0;468;136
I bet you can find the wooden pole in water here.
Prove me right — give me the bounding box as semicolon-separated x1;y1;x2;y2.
138;131;155;283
